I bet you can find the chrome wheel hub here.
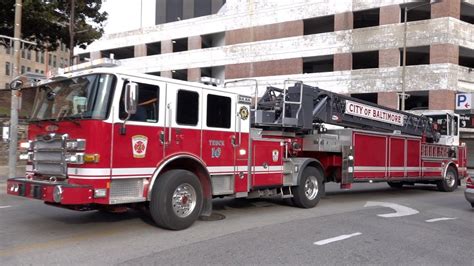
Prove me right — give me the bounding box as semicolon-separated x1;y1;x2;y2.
445;172;456;187
304;176;319;200
172;183;197;218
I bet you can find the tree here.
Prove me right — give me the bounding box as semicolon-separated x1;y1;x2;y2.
0;0;108;63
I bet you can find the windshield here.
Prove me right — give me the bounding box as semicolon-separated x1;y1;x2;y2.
31;74;116;121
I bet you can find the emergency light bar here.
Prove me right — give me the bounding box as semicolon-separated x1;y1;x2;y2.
56;58;121;75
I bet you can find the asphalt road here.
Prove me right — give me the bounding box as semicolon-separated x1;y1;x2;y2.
0;181;473;265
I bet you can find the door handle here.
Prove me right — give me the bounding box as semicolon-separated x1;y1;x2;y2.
159;130;168;145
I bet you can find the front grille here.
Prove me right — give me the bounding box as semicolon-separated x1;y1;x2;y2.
32;134;68;177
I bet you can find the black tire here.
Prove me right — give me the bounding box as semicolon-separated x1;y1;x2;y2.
292;166;324;208
436;166;458;192
149;170;203;230
387;181;404;188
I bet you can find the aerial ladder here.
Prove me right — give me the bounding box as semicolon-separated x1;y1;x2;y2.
253;81;439;143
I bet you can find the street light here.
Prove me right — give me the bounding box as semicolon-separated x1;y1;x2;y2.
400;0;442;111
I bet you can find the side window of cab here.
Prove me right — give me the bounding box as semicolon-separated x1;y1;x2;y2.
119;82;159;123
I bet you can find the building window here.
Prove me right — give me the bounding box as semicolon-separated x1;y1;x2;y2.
5;83;8;89
194;0;212;18
401;4;431;22
101;46;134;60
351;93;378;104
201;32;225;49
48;54;52;66
461;3;474;24
40;52;44;64
171;69;188;81
40;70;44;74
353;51;379;69
35;69;39;73
354;8;380;29
459;47;474;68
166;0;183;23
303;55;334;73
6;46;11;54
206;94;231;128
404;91;428;110
26;67;31;73
304;15;335;35
35;51;40;62
172;38;188;53
21;65;25;74
26;50;32;60
399;46;430;66
21;49;26;58
176;90;199;126
146;42;161;56
5;62;10;76
53;55;57;67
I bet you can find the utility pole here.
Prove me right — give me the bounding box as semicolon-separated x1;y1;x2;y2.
69;0;75;66
9;0;22;179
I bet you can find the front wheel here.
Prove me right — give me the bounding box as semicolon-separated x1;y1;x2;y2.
437;166;458;192
150;170;203;230
292;166;324;208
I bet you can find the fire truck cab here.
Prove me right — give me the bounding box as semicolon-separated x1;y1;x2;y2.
7;59;468;230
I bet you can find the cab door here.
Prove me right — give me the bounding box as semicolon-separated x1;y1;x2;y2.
163;83;202;158
111;77;165;182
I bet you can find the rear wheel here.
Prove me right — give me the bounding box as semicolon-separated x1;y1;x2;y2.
292;166;324;208
437;166;458;192
150;170;203;230
387;181;404;188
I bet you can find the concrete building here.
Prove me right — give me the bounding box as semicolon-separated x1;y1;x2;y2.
78;0;473;106
0;44;70;90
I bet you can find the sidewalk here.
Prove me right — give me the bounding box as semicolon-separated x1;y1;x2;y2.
0;165;26;183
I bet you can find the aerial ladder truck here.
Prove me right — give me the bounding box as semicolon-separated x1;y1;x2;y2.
6;61;467;229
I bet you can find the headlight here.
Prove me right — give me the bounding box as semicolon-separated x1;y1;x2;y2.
65;139;86;151
65;153;85;164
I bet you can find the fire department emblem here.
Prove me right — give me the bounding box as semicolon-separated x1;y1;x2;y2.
132;135;148;158
239;106;249;120
272;150;279;162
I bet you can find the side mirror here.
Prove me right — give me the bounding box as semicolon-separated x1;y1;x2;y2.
9;79;23;90
124;82;138;115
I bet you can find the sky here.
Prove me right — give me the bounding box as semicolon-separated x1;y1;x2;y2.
101;0;156;34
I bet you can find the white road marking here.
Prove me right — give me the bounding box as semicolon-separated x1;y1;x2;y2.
425;217;457;223
364;201;419;218
0;206;11;209
314;232;362;246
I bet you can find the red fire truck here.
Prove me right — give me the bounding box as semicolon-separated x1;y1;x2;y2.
7;59;468;230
